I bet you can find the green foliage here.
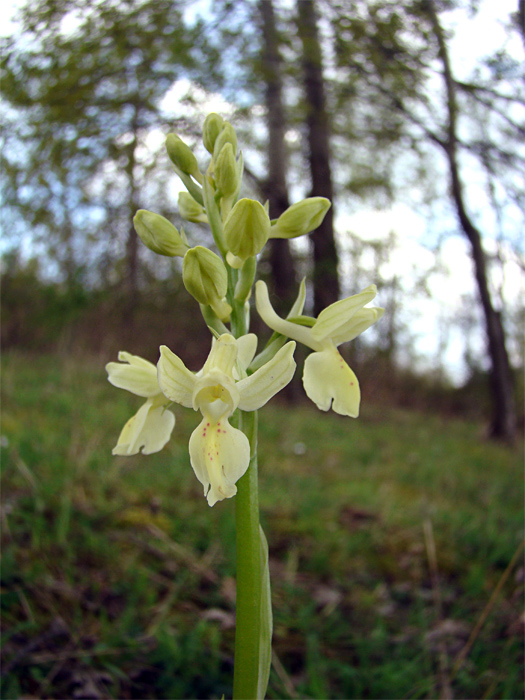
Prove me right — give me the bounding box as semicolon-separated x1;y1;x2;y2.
1;353;522;699
0;251;211;359
1;0;209;286
1;252;91;350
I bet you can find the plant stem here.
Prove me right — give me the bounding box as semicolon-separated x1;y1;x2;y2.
233;409;261;700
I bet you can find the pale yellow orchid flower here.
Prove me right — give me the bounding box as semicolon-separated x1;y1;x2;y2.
255;280;384;418
106;352;175;456
157;333;296;506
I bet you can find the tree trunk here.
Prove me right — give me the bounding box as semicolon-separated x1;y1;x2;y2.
296;0;340;315
258;0;296;313
427;0;517;441
124;103;140;330
519;0;525;47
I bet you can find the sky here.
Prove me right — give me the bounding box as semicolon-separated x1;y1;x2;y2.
1;0;523;382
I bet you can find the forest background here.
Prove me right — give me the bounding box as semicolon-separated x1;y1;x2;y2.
1;0;524;698
2;0;524;438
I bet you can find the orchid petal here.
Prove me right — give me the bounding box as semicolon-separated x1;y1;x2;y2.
330;307;384;346
113;400;175;455
302;348;360;417
201;333;238;376
157;345;195;407
311;285;377;343
106;352;159;397
255;281;322;351
189;417;250;506
192;368;240;416
237;341;296;411
236;333;258;373
288;277;307;318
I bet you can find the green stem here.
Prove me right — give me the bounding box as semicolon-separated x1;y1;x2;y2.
233;409;261;700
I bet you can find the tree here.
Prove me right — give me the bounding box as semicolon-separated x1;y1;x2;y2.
296;0;340;315
328;0;523;440
1;0;202;308
424;0;518;439
258;0;297;311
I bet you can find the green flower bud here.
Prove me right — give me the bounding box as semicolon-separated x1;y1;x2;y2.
178;192;207;224
134;210;189;257
166;134;201;179
213;122;237;161
270;197;331;239
223;198;271;265
182;246;231;320
203;113;224;154
214;143;238;196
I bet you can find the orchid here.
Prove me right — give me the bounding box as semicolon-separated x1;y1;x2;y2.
106;113;384;699
255;280;384;417
157;333;296;506
106;352;175;456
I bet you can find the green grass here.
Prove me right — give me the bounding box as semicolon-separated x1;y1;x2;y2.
1;352;523;699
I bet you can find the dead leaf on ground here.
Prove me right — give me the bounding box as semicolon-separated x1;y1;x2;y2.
312;585;343;615
201;608;235;629
425;618;470;653
339;505;379;530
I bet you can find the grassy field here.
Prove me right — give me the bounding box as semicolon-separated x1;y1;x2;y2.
1;352;523;699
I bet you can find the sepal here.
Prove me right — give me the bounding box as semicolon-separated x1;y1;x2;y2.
214;142;238;197
133;210;189;257
112;399;175;455
224;199;271;265
203;113;224;154
213;121;237;161
270;197;331;239
178;192;208;224
106;351;160;398
166;133;202;181
237;341;296;411
157;345;196;408
182;246;230;318
312;285;378;342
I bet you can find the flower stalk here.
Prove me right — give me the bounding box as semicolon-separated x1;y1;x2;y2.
229;255;267;700
233;409;262;700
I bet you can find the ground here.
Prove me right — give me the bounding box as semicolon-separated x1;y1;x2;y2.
1;352;523;699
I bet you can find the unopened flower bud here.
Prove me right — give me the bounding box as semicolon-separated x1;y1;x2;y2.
270;197;331;239
203;113;224;154
213;122;237;161
214;143;238;196
223;198;271;266
134;210;189;257
183;246;231;320
166;134;201;179
178;192;207;224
